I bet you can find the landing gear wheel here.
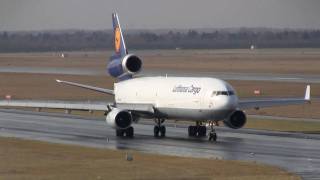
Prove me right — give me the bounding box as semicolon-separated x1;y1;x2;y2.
154;126;160;137
208;120;218;141
160;126;166;137
188;126;196;136
116;129;124;137
126;127;134;138
208;132;217;141
198;126;207;137
154;118;166;138
188;123;206;137
116;127;134;138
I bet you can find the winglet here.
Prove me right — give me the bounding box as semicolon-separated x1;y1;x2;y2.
305;85;311;101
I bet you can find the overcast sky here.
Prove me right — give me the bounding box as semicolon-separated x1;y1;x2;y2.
1;0;320;31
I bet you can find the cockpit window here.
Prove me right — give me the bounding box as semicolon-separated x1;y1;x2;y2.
217;91;228;95
212;91;235;96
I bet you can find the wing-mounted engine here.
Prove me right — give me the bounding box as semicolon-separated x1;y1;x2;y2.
107;54;142;79
223;110;247;129
106;108;133;129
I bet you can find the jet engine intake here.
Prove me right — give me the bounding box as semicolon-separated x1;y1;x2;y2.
223;110;246;129
122;54;142;74
108;54;142;78
106;108;132;129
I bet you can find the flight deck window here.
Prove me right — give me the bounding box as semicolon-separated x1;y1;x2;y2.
214;91;235;96
221;91;228;95
216;91;228;96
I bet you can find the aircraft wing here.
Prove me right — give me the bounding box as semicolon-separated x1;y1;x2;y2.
238;85;311;110
0;100;111;111
56;79;114;95
0;100;155;114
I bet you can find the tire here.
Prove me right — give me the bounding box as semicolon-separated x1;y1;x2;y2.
126;127;134;138
116;129;124;137
160;126;166;137
199;126;207;137
188;126;196;137
209;132;217;141
213;133;217;141
154;126;160;137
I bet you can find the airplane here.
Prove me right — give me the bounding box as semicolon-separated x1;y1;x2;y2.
0;13;311;141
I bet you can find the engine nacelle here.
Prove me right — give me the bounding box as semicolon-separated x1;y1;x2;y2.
106;108;133;129
223;110;247;129
107;54;142;78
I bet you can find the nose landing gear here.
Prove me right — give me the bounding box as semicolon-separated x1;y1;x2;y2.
208;130;217;141
208;121;219;141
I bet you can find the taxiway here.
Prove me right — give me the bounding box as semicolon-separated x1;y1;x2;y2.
0;109;319;179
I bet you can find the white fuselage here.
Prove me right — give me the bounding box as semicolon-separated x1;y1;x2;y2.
114;77;238;121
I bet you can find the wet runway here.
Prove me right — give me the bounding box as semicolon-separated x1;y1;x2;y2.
1;66;320;83
0;109;319;179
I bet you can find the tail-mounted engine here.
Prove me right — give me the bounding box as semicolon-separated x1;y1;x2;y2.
223;110;247;129
107;54;142;79
106;108;133;129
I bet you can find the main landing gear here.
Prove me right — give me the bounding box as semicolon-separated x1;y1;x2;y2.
116;126;134;138
154;118;166;137
188;121;207;137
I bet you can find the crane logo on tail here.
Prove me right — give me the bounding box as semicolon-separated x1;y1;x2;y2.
114;26;121;53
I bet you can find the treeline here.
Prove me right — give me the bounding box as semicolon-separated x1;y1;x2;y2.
1;28;320;52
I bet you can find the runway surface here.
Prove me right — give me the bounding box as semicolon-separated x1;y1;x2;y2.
0;109;319;180
1;66;320;83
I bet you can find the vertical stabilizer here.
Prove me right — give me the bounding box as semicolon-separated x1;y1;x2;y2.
107;13;142;81
112;13;128;59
